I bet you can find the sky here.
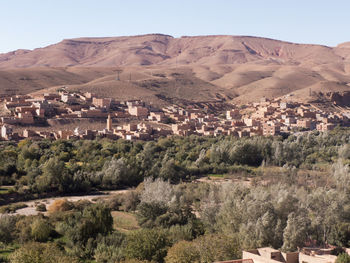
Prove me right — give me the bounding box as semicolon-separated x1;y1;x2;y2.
0;0;349;53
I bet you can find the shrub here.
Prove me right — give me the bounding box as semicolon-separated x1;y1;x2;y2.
30;218;53;242
125;228;169;262
0;215;18;243
9;242;79;263
122;191;140;212
35;204;46;212
337;253;350;263
63;204;114;258
0;203;27;214
136;201;168;228
47;199;73;213
165;240;200;263
94;232;126;263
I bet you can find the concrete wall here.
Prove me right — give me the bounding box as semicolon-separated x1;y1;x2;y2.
299;254;336;263
282;252;299;263
243;251;283;263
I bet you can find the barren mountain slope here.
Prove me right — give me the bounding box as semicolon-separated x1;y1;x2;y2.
0;67;118;95
2;34;350;68
0;34;350;105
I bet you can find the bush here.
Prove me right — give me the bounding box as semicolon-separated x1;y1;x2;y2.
94;232;126;263
35;204;46;212
136;202;168;228
30;218;53;242
193;234;240;262
0;215;18;243
165;234;241;263
63;204;114;258
15;216;37;243
106;191;140;212
0;203;27;214
337;253;350;263
123;191;140;212
165;240;200;263
47;199;73;213
9;242;79;263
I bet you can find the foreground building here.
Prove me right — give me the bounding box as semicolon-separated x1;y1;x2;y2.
215;247;339;263
242;247;337;263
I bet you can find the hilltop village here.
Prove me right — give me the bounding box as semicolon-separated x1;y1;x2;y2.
0;88;349;141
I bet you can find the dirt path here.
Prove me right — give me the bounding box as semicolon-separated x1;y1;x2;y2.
4;190;130;216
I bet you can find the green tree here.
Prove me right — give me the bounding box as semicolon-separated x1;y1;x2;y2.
9;242;79;263
125;228;169;262
94;232;126;263
282;212;310;252
0;215;17;244
165;240;200;263
30;217;53;242
63;204;113;258
336;253;350;263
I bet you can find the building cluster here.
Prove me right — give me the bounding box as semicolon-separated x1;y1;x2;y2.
0;90;349;142
216;247;343;263
168;97;349;138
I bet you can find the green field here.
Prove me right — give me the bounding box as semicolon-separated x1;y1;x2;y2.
0;186;13;195
208;173;225;178
112;211;140;232
0;244;19;261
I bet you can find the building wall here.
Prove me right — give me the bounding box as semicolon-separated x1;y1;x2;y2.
282;252;299;263
242;251;283;263
299;253;336;263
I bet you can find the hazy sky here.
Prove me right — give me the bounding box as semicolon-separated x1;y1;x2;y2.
1;0;349;53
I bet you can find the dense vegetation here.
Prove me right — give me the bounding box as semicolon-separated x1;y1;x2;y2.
1;128;350;196
1;128;350;262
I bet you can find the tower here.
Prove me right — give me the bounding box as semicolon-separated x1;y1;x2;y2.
107;114;112;131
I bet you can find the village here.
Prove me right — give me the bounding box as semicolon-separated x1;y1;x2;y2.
0;88;349;141
217;246;350;263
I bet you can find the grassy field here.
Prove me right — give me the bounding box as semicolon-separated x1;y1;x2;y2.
112;211;139;232
0;244;19;261
0;186;14;195
208;174;225;178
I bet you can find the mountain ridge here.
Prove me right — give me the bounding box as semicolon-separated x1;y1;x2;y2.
1;34;348;69
0;34;350;106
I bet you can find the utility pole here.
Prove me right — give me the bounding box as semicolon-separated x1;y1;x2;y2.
116;69;122;81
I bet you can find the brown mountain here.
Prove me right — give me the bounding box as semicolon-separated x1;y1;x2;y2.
1;34;350;105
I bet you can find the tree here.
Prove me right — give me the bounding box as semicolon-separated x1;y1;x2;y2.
140;178;174;205
336;253;350;263
0;215;17;243
82;204;113;236
229;141;263;166
9;242;79;263
100;157;128;188
63;204;113;258
282;212;310;252
94;232;126;263
30;218;53;242
165;240;200;263
125;228;169;262
47;199;74;213
195;234;240;262
137;201;168;228
166;234;240;263
160;158;182;183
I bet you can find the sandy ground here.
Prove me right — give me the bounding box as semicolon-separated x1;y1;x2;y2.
2;190;130;216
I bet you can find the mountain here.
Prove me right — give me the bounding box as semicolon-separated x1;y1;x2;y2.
1;34;350;105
